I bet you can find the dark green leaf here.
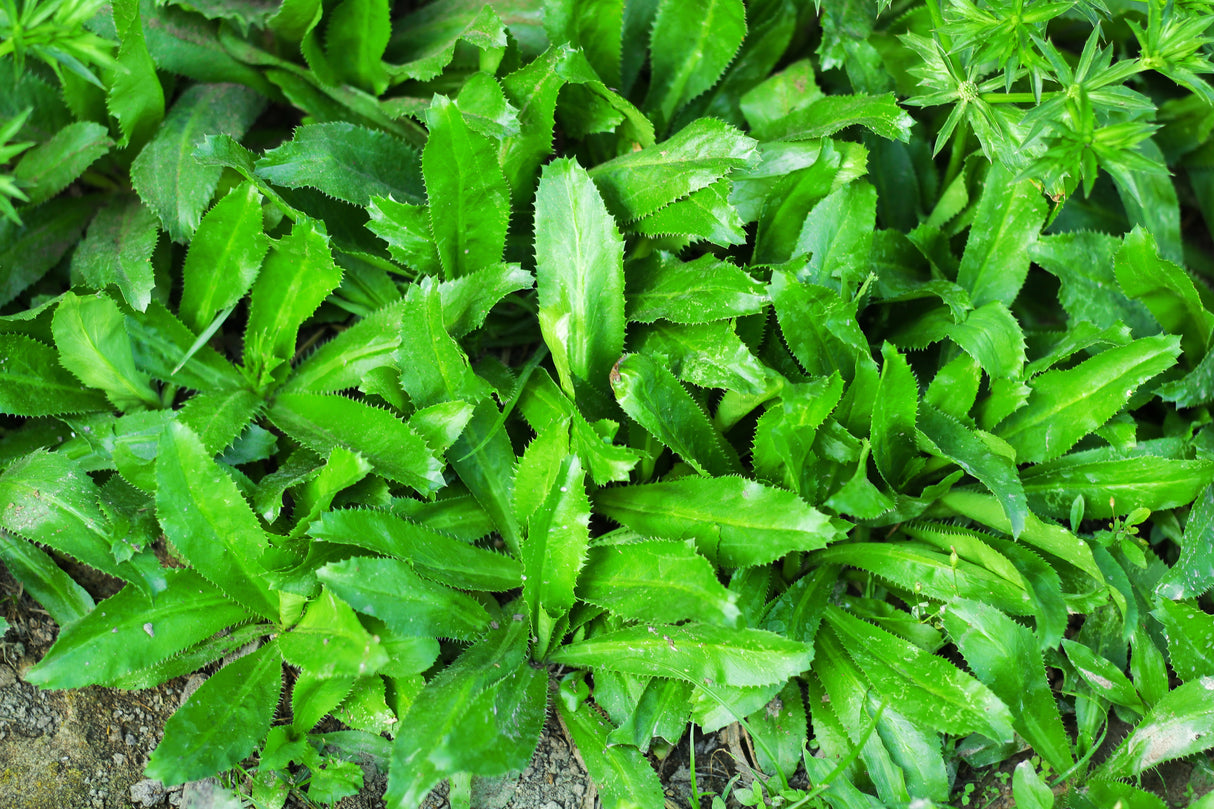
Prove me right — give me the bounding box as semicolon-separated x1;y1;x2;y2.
13;122;112;206
956;163;1046;309
107;0;164;148
0;532;94;626
0;334;109;416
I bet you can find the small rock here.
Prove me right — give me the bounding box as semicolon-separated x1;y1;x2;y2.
130;778;167;807
0;667;16;688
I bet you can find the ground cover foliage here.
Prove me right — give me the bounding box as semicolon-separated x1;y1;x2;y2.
2;0;1214;806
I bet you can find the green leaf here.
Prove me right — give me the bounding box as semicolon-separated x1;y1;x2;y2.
124;303;246;393
1097;676;1214;778
25;569;250;689
268;393;444;494
596;475;841;567
279;587;389;678
769;269;873;380
309;508;522;591
384;617;533;807
535;157;625;399
1031;231;1156;333
130;84;265;242
13;122;112;206
146;641;282;785
918;402;1027;538
1022;452;1214;521
317;556;491;640
956;163;1047;310
579;539;740;628
823;607;1016;743
643;0;747;131
107;0;164;148
1012;762;1055;809
398;278;492;407
1156;484;1214;599
156;422;277;620
437;262;534;338
422;95;511;279
610;353;741;477
996;335;1182;464
872;342;921;490
794;181;876;296
550;623;812;688
522;453;590;635
636;320;776;397
0;197;93;307
325;0;391;93
385;3;508;83
752;93;915;142
557;697;665;809
631;179;746;246
626;253;766;324
588;118;756;222
286;299;402;394
1114;225;1214;361
1062;639;1145;713
53;291;160;411
0;334;109;416
255;123;423;208
0;532;94;626
944;302;1027;380
365;196;440;275
1158;348;1214;408
179;182;268;334
243;218;342;387
944;598;1074;773
70;196;159;312
1153;599;1214;683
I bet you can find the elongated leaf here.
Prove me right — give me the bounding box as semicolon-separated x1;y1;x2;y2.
1097;677;1214;778
595;475;840;568
754;93;914;142
309;508;522;591
53;291;160;411
944;599;1074;773
0;532;94;626
268;393;444;494
0;197;93;307
385;3;508;83
557;697;665;809
795;181;876;296
769;269;872;380
523;452;590;634
398;278;491;408
325;0;390;92
611;353;741;477
13;122;112;206
944;301;1026;380
317;556;491;640
287;299;402;394
384;617;531;807
156;422;277;619
535;157;625;398
550;623;812;687
1158;347;1214;407
636;320;775;396
1156;484;1214;599
422;95;511;278
1114;226;1214;360
279;588;389;678
918;402;1027;538
824;607;1015;743
130;83;264;242
255;123;423;208
1022;453;1214;520
1062;639;1145;712
956;163;1046;309
126;302;247;392
589;118;755;222
437;262;534;338
1031;231;1156;333
147;641;282;784
179;181;268;333
366;196;440;274
107;0;164;148
579;539;740;628
644;0;747;130
25;568;250;689
626;253;766;324
872;342;921;490
1153;599;1214;683
243;218;342;387
632;180;746;245
0;334;108;416
996;335;1182;463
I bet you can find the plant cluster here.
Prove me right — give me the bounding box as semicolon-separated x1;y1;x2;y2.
2;0;1214;807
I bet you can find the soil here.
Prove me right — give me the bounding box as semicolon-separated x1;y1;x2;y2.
2;562;1211;809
